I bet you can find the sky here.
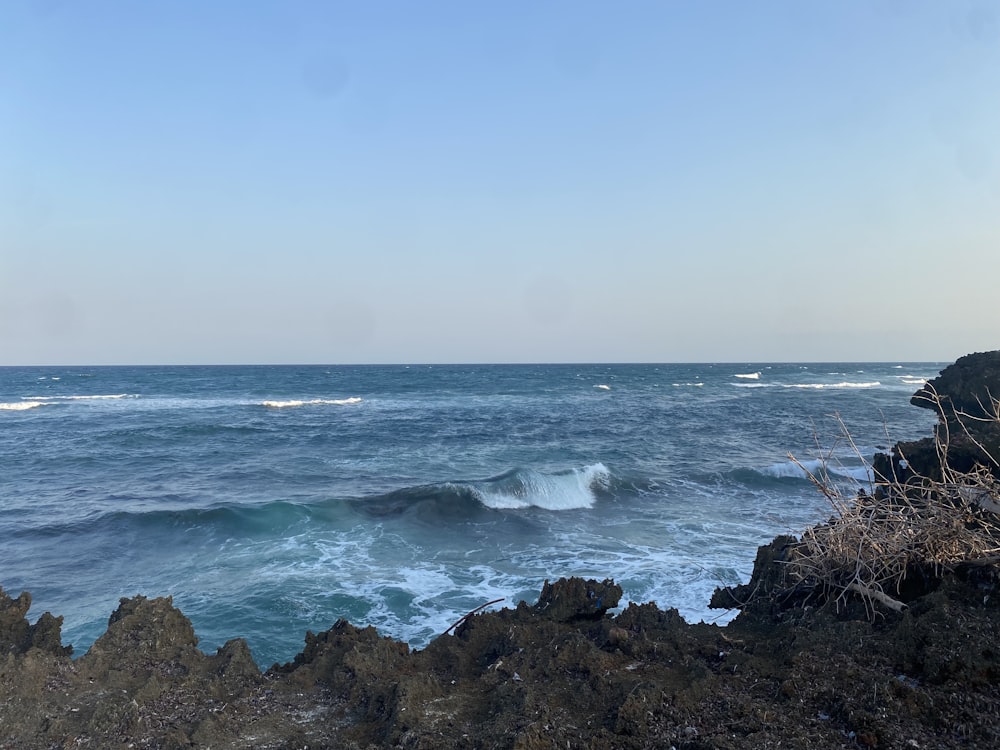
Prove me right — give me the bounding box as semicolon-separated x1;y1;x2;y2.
1;1;998;365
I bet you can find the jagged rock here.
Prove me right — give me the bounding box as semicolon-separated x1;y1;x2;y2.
534;577;622;621
709;535;800;610
1;571;1000;748
0;587;72;656
911;350;1000;419
875;350;1000;483
78;595;201;687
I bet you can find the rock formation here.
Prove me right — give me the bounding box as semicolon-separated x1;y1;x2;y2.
874;350;1000;484
2;569;1000;749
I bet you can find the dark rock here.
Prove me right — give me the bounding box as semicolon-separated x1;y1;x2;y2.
0;587;71;656
2;572;1000;748
709;535;799;610
876;350;1000;483
911;350;1000;419
534;576;622;621
79;595;201;688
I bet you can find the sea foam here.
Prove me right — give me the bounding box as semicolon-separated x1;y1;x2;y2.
0;401;45;411
23;394;137;401
760;458;873;483
731;381;881;390
787;381;881;390
470;463;611;511
261;397;363;408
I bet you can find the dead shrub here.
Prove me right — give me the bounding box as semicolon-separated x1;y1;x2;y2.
784;387;1000;618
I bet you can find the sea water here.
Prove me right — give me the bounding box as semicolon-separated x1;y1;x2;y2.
0;363;942;666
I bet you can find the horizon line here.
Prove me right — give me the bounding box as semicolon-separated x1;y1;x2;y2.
0;359;952;369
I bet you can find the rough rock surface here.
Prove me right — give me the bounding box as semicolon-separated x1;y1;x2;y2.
2;570;1000;749
874;350;1000;483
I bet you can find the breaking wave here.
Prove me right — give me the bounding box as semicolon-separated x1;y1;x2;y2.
0;401;45;411
356;463;613;517
758;458;874;483
22;394;137;401
732;381;881;390
261;397;363;408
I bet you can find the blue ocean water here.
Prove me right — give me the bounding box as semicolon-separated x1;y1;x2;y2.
1;363;942;666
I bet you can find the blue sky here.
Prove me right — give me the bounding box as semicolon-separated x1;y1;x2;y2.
1;1;998;364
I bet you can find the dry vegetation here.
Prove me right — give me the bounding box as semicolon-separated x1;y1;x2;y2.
786;384;1000;617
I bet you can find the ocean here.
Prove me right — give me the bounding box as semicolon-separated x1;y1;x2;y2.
1;363;942;666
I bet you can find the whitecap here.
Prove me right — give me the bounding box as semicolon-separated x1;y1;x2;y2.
734;372;760;380
471;463;611;511
760;459;872;482
784;381;881;390
24;394;137;401
0;401;45;411
760;459;823;479
261;397;363;408
594;384;611;391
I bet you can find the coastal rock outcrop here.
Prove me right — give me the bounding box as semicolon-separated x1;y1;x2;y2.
2;563;1000;748
0;588;70;657
874;350;1000;484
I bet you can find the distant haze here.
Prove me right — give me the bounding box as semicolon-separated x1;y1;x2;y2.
1;1;997;365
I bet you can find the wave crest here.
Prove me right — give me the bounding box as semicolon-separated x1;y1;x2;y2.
357;463;612;517
23;394;137;401
731;381;881;390
759;458;873;482
0;401;45;411
261;397;363;408
788;381;881;390
470;463;611;510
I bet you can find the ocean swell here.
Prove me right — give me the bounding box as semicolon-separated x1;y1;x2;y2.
356;464;612;517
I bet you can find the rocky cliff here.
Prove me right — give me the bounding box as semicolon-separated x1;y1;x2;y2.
874;350;1000;484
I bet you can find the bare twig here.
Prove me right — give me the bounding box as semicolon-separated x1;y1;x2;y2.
778;397;1000;619
442;598;505;636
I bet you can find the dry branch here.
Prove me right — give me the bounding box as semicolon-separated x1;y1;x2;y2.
781;398;1000;618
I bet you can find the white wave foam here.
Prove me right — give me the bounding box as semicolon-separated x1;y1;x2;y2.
672;382;704;387
594;384;611;391
261;397;363;408
784;381;881;390
734;372;760;380
760;459;873;482
899;377;927;385
0;401;45;411
761;459;823;479
836;465;876;482
24;394;137;401
473;463;610;511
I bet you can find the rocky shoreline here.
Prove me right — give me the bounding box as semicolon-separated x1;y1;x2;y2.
4;353;1000;749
